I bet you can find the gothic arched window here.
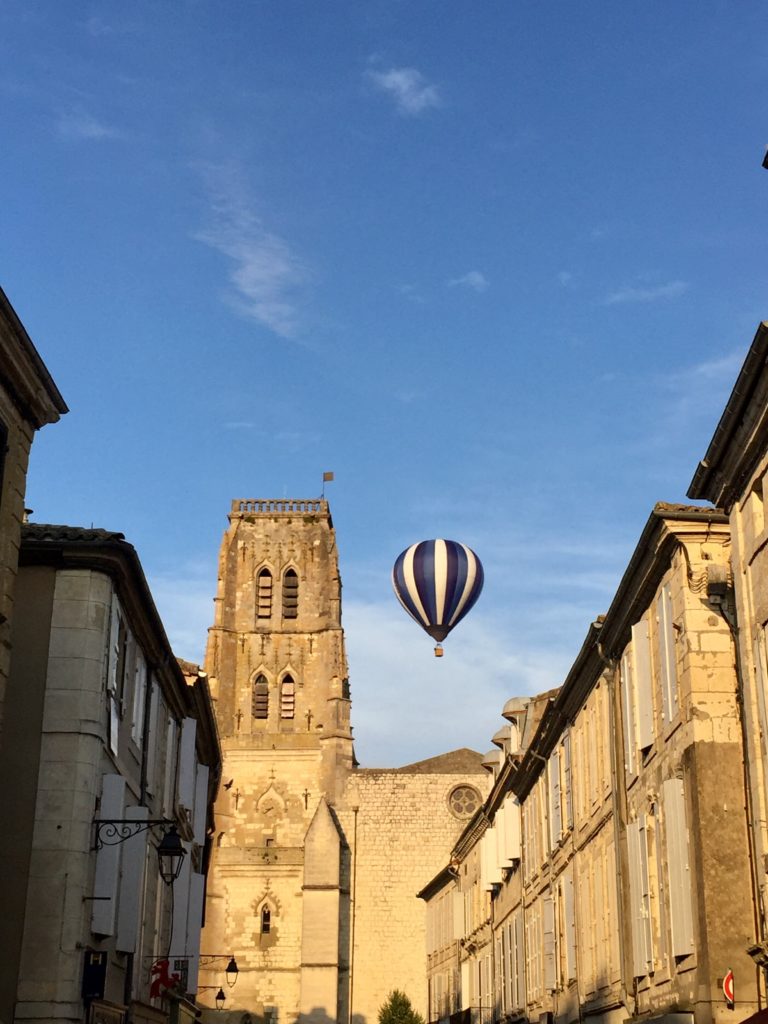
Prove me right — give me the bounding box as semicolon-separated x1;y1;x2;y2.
261;905;271;933
252;675;269;719
280;675;295;719
282;569;298;619
257;568;273;619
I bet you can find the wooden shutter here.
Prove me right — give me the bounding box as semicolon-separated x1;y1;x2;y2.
116;805;148;952
621;650;636;775
91;774;125;935
633;620;654;751
563;733;573;829
543;895;556;991
176;717;197;819
657;583;679;725
627;819;651;977
549;749;562;845
564;867;577;982
663;777;695;957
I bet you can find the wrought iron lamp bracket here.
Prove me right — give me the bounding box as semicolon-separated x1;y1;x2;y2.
93;818;173;850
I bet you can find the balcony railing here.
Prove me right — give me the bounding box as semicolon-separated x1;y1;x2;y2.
231;499;327;515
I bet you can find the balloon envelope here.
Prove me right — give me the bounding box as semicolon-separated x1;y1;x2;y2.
392;539;484;643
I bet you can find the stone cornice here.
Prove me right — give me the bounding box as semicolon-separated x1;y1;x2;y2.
0;287;67;428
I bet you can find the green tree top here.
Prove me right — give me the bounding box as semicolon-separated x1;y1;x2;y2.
378;990;426;1024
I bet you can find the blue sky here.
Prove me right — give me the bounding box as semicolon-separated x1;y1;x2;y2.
3;1;767;766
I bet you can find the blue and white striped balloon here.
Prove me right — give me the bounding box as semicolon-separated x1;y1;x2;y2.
392;539;484;644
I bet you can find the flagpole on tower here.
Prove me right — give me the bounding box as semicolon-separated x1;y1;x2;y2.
321;471;334;499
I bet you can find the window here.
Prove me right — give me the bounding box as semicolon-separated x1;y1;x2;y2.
282;569;299;618
448;785;482;819
657;583;679;726
257;568;273;618
252;675;269;719
280;675;295;719
261;906;271;934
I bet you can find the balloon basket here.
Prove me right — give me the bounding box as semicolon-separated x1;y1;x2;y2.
434;644;444;658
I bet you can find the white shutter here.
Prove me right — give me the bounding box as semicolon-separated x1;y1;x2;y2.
495;802;507;865
549;749;562;846
145;682;160;796
564;867;577;982
658;584;679;725
131;647;148;745
91;774;125;935
169;846;191;957
176;718;197;820
106;596;121;693
543;895;556;991
514;910;525;1008
632;620;654;751
663;777;695;957
116;805;148;952
193;764;209;846
185;869;205;993
504;796;521;862
563;733;573;829
453;890;465;941
621;650;636;775
627;819;650;977
638;815;654;969
163;715;178;817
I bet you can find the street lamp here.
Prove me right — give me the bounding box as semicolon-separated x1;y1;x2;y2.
215;987;226;1011
157;826;186;885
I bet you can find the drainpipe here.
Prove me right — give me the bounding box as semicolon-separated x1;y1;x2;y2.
349;805;359;1024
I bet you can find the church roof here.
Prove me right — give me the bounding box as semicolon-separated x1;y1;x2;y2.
391;747;486;774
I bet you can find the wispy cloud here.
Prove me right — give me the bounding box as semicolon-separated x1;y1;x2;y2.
194;163;307;339
367;66;441;116
57;108;121;140
603;279;689;306
447;270;489;293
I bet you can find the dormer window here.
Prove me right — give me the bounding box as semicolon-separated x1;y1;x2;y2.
252;675;269;719
280;675;295;719
283;569;298;619
257;569;273;619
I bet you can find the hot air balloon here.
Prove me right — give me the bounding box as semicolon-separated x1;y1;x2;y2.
392;539;484;656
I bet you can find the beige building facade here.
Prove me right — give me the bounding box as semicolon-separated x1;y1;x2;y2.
0;524;221;1024
199;499;489;1024
421;504;757;1024
0;287;66;742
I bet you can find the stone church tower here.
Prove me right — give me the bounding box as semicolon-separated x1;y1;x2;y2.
200;499;354;1021
200;498;488;1024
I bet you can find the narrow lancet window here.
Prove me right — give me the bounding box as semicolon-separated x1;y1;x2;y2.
283;569;299;619
261;906;271;933
252;675;269;719
257;568;273;619
280;675;295;719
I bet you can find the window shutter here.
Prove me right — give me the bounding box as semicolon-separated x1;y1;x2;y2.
91;774;125;935
453;890;464;941
514;910;525;1008
543;894;556;991
564;867;577;982
169;849;191;958
116;805;148;952
663;777;695;957
193;763;209;846
632;620;654;751
131;647;147;745
145;682;160;796
162;715;178;817
638;814;654;968
658;584;678;724
549;749;562;845
627;819;650;977
504;796;521;862
563;733;573;829
176;717;197;820
621;650;636;775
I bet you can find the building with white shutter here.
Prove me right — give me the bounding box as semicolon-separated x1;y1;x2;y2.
420;503;757;1024
0;523;221;1024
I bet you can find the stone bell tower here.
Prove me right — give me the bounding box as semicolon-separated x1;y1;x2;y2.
199;499;354;1022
